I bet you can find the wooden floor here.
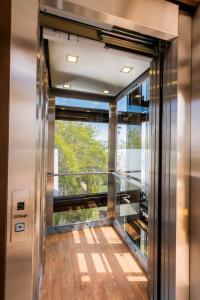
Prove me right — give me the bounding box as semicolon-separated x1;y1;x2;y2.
40;226;149;300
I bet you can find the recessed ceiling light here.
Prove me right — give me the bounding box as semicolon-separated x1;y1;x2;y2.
63;84;71;89
121;66;133;73
103;90;110;94
67;55;79;63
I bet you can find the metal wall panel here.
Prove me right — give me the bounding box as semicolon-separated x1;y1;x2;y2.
161;11;191;300
176;12;191;300
190;4;200;300
148;54;161;300
33;39;49;299
46;97;55;227
5;1;39;300
161;37;178;300
40;0;178;40
107;101;117;219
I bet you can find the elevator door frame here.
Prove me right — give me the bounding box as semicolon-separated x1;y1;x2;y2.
40;13;182;300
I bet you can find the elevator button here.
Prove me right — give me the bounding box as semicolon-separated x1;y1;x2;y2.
17;202;25;210
15;223;25;232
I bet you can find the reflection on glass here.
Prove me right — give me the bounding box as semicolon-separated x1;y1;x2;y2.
116;78;150;259
115;176;148;258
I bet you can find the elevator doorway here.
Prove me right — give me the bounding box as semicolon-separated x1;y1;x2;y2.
40;16;163;300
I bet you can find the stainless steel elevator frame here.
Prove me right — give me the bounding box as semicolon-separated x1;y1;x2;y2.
159;11;191;300
2;1;196;300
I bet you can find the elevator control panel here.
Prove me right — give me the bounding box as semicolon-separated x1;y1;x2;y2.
11;190;30;243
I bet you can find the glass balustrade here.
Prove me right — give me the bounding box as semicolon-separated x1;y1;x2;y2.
115;174;148;258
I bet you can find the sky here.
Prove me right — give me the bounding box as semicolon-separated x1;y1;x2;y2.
56;97;109;110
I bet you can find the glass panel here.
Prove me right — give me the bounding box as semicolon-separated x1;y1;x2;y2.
117;79;150;186
55;120;108;174
53;174;108;226
53;97;109;226
56;97;109;110
115;176;148;258
54;173;108;196
115;78;150;259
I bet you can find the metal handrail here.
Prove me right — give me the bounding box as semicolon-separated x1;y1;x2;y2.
47;171;111;177
112;171;149;193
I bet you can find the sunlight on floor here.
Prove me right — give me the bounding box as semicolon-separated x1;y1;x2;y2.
100;226;123;244
101;253;112;273
91;253;107;273
77;253;88;273
81;275;91;282
127;275;148;282
72;230;80;244
40;226;149;300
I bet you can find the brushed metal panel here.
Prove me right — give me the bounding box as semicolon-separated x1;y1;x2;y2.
40;0;178;40
148;56;161;300
176;12;191;300
162;38;178;300
107;101;117;219
161;11;191;300
46;97;55;227
33;39;49;300
190;5;200;300
5;0;39;300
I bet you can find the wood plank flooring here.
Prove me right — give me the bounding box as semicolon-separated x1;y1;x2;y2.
40;226;149;300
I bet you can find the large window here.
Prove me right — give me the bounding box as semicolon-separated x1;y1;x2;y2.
117;79;150;187
53;98;109;225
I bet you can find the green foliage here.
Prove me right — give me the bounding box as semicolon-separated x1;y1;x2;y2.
53;208;100;225
127;127;141;149
55;121;108;196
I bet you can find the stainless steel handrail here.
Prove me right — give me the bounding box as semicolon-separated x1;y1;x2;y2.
47;171;111;177
112;171;149;192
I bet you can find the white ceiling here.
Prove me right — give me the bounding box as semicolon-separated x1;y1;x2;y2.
48;33;151;96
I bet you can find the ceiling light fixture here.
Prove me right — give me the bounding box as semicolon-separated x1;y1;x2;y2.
121;66;133;73
67;55;79;63
63;84;71;89
103;90;110;94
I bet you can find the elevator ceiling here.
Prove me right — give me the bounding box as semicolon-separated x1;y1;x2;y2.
47;33;151;96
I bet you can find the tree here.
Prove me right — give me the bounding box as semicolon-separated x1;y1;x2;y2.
127;127;141;149
55;120;108;196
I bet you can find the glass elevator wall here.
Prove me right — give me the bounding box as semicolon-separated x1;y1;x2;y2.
115;78;150;259
52;97;109;225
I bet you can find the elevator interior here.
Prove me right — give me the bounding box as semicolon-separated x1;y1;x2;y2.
3;1;199;300
38;16;158;299
36;7;193;300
